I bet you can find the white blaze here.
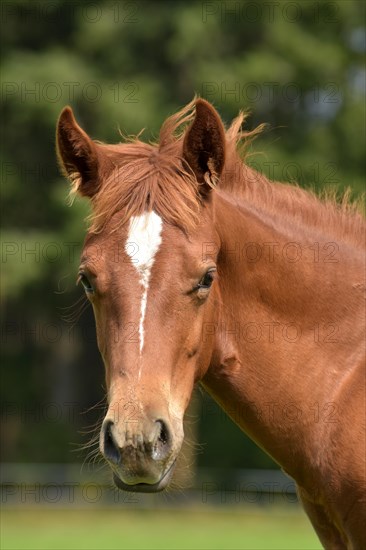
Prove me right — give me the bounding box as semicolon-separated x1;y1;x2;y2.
125;211;163;354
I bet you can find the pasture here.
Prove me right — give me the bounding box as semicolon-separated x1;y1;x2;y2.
1;506;321;549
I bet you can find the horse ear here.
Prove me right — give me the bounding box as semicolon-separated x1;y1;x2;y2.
56;106;100;198
183;99;226;196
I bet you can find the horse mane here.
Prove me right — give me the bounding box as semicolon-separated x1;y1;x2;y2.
75;97;261;233
221;139;365;248
79;97;200;232
78;98;365;247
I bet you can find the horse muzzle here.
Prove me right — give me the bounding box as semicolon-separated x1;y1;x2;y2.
112;460;176;493
100;416;178;492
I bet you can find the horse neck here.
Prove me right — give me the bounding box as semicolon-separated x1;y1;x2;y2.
202;185;364;481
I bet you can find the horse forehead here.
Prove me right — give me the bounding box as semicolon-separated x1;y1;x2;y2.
125;211;163;273
123;213;218;273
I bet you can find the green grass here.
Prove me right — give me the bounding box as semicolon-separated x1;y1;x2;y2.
1;506;321;549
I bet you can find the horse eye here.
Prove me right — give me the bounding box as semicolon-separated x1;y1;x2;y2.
78;273;94;293
198;269;215;289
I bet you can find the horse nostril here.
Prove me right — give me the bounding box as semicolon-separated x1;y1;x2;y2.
158;421;169;445
152;420;171;460
102;421;120;465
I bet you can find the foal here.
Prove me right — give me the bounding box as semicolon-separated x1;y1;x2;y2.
57;98;365;549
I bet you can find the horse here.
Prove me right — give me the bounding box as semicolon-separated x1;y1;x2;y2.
56;98;365;549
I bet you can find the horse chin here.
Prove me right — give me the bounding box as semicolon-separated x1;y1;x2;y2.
112;461;176;493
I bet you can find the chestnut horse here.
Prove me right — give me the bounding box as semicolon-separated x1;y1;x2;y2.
56;98;365;549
